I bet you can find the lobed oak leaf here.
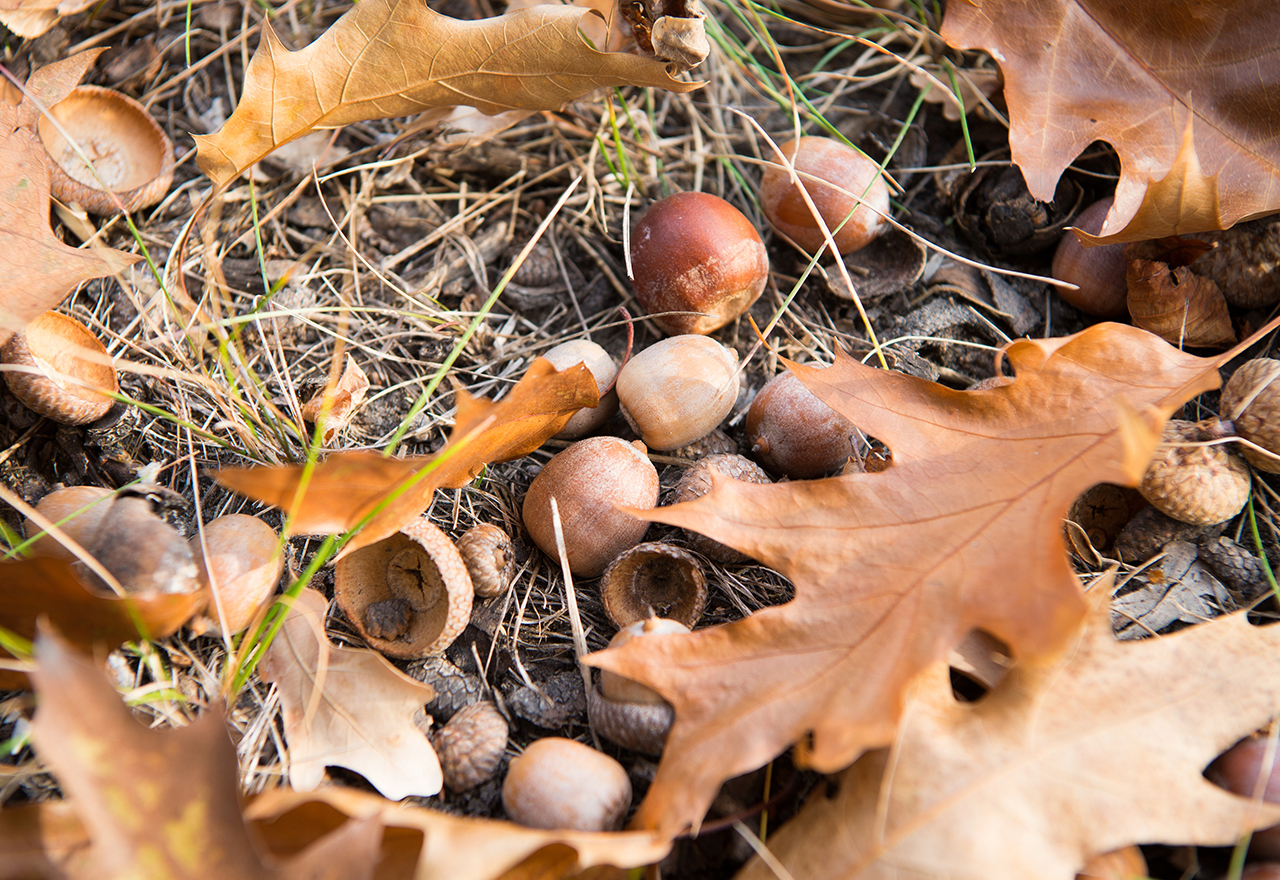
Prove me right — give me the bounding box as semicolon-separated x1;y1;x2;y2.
735;591;1280;880
259;589;443;799
194;0;702;188
0;50;141;344
940;0;1280;243
0;556;205;689
21;627;383;880
586;322;1231;835
217;357;598;557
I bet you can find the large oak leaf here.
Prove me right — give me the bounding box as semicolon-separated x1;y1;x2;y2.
217;357;598;557
0;50;140;344
735;594;1280;880
941;0;1280;243
587;323;1227;835
194;0;701;187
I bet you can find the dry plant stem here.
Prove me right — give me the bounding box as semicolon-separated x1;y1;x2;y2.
550;496;598;750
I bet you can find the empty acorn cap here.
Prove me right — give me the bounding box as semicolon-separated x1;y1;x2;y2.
190;514;283;636
38;85;174;214
599;542;707;629
334;516;474;658
2;311;117;425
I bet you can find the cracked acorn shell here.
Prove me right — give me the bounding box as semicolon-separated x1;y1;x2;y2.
1221;357;1280;473
600;542;707;629
1138;420;1250;526
588;618;685;755
2;311;117;425
334;516;473;658
38;86;174;214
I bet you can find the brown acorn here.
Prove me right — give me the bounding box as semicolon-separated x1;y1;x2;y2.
432;700;508;792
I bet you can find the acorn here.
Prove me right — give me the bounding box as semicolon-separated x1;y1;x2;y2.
616;335;740;452
189;514;282;636
599;542;707;629
587;618;687;755
1221;357;1280;473
671;453;771;562
502;737;632;831
1138;420;1250;526
630;192;769;336
747;369;859;479
1051;197;1129;318
522;437;660;578
334;516;473;657
24;485;114;559
541;339;619;438
759;136;890;255
2;311;117;425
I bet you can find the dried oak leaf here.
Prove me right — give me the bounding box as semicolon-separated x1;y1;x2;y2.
735;594;1280;880
217;357;598;557
941;0;1280;243
259;589;443;800
587;322;1227;835
0;556;205;689
21;627;383;880
0;0;95;38
194;0;701;188
0;50;141;344
243;787;670;880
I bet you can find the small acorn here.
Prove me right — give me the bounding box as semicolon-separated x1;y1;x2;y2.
432;700;508;792
616;335;740;452
502;737;632;831
523;436;660;577
1138;420;1250;526
747;369;859;479
1221;357;1280;473
457;523;515;598
541;339;620;438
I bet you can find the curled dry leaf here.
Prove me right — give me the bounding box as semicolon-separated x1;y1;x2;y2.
217;357;599;558
0;50;142;345
24;627;383;880
194;0;702;188
0;0;95;38
587;322;1233;835
736;592;1280;880
301;354;369;445
941;0;1280;243
1126;241;1235;349
259;589;444;800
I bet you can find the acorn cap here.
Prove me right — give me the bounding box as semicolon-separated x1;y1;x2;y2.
457;522;515;598
2;311;117;425
432;700;508;792
38;85;174;214
1221;357;1280;473
599;542;707;629
672;453;771;563
587;677;674;756
334;516;473;658
1138;420;1250;526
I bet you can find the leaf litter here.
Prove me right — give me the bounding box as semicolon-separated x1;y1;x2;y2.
2;2;1280;879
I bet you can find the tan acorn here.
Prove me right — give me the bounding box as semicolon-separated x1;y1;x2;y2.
1220;357;1280;473
615;336;740;451
432;700;508;792
1138;420;1250;526
24;485;114;559
502;737;632;831
189;514;283;636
